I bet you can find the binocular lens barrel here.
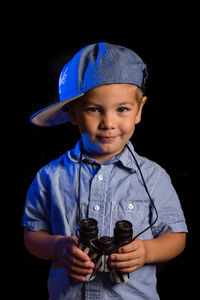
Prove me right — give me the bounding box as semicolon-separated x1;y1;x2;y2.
114;220;133;245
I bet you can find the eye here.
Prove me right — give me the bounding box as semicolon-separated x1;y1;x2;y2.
117;107;129;112
87;107;100;113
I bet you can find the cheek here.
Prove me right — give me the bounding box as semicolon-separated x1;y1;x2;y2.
120;120;135;134
78;116;97;134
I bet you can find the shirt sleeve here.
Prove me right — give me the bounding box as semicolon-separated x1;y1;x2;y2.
151;166;188;238
22;168;51;232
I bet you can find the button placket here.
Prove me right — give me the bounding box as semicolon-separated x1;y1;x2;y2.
88;165;110;237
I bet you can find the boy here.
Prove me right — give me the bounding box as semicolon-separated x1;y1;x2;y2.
23;42;188;300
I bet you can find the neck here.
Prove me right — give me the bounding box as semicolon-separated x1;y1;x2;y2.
82;148;125;164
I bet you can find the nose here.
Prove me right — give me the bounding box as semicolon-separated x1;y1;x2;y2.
99;112;116;130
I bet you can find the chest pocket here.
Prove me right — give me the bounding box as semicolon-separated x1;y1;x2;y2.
109;199;151;238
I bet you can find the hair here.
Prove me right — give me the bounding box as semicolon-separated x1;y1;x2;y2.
135;86;144;106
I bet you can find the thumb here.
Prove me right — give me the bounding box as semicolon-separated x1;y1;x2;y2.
118;240;138;253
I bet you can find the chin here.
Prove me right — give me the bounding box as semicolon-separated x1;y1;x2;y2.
98;144;123;156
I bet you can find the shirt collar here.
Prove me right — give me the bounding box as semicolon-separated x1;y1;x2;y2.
114;141;141;171
67;139;140;171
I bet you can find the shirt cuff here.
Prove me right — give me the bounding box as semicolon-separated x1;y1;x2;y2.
22;220;50;232
152;221;188;237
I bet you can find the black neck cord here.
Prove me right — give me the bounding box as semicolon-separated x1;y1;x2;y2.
77;145;83;222
125;144;158;241
77;143;158;240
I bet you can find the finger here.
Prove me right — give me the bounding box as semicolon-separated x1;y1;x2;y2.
71;246;90;262
65;255;95;272
110;252;136;262
65;261;94;280
68;264;94;276
109;258;141;269
72;257;95;269
67;271;86;282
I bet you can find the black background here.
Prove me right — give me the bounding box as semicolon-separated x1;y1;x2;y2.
7;4;197;299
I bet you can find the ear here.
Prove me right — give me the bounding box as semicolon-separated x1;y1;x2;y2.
135;96;147;124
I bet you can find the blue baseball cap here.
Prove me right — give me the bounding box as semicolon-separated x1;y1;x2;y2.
30;42;148;126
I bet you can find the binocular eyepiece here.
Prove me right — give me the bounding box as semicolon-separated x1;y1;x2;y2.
79;218;98;246
77;218;133;283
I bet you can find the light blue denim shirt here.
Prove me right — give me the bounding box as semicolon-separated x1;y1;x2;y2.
23;140;188;300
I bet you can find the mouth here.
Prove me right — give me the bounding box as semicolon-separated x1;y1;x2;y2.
97;136;117;142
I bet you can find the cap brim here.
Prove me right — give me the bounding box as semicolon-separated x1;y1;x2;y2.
30;93;84;126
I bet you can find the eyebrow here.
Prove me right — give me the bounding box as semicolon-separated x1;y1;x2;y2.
116;102;135;106
83;100;135;106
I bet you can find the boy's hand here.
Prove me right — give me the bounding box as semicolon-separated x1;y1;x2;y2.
55;236;95;281
109;238;146;273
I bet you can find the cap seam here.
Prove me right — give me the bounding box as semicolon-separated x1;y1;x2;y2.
108;45;122;81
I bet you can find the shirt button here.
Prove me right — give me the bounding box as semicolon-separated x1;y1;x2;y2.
93;204;100;211
98;174;103;181
128;203;134;210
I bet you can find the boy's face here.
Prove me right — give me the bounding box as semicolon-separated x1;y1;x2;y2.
69;84;146;163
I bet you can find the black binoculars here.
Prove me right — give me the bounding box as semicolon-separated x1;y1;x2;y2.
77;218;133;283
